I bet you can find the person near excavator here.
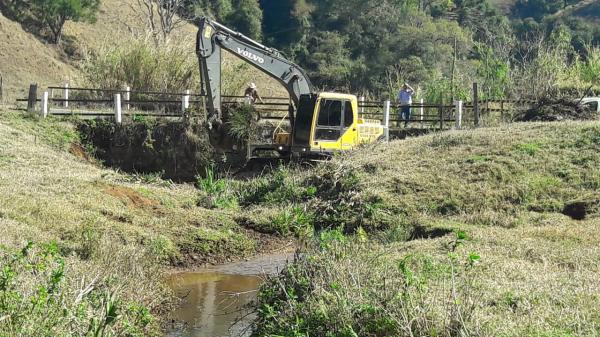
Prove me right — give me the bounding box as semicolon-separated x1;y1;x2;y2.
244;83;264;104
398;82;415;127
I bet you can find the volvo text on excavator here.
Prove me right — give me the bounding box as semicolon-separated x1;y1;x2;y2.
196;17;384;159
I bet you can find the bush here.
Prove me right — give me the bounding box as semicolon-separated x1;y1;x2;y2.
238;165;314;205
81;37;199;94
254;235;482;337
196;166;238;209
0;242;160;336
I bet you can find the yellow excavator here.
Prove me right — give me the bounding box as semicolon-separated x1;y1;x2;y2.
196;17;384;159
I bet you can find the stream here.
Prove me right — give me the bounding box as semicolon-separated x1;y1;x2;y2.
166;254;293;337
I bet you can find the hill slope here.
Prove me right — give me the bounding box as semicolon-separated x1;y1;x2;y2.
0;0;286;103
253;120;600;336
0;110;293;334
0;12;76;102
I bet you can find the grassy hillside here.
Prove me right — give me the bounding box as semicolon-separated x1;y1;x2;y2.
0;12;76;102
253;121;600;336
0;109;292;335
0;110;290;265
2;104;600;335
0;0;286;103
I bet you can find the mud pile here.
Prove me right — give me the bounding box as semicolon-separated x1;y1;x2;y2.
515;98;597;122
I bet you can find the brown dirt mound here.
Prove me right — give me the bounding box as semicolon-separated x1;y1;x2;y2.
101;184;160;210
68;143;91;161
515;98;597;122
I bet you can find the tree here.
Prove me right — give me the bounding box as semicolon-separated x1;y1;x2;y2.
228;0;263;40
135;0;187;43
30;0;100;44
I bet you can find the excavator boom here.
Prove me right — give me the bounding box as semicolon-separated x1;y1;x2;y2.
196;17;314;126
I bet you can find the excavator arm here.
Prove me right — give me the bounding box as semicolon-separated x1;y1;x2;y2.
196;17;314;126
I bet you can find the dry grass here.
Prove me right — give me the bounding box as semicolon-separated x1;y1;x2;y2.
0;110;276;265
0;12;76;102
0;109;293;334
1;0;286;103
255;121;600;336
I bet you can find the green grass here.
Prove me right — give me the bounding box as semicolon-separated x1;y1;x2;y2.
0;110;290;335
253;121;600;336
4;108;600;336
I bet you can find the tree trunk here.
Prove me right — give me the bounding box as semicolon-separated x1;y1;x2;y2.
48;16;66;44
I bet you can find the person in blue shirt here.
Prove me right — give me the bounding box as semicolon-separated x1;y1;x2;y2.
398;83;415;127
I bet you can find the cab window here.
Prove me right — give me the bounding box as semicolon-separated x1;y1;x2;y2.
315;100;353;141
317;100;342;126
584;101;598;112
344;101;353;127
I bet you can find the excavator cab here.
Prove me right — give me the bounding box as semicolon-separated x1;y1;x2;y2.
254;93;383;158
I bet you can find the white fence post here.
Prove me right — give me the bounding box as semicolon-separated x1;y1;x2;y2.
41;91;49;118
114;94;122;124
359;96;365;115
420;98;424;126
455;100;463;129
383;100;391;142
125;86;131;110
182;89;190;112
64;83;69;108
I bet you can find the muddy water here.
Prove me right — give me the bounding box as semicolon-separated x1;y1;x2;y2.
166;254;293;337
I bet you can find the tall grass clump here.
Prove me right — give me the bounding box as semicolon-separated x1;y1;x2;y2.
81;36;199;93
80;37;273;98
255;232;483;337
0;241;165;337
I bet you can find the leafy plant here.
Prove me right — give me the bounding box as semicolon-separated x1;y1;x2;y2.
196;166;238;209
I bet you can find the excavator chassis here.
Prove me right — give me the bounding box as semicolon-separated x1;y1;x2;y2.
236;143;330;176
247;143;332;161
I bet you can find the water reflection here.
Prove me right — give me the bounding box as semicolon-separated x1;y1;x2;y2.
166;272;262;337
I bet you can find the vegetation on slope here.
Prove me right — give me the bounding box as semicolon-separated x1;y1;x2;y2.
2;105;600;336
0;110;292;335
250;121;600;336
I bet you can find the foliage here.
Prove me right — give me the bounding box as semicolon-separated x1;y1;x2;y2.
81;36;198;94
0;242;160;336
30;0;100;43
196;166;238;209
226;104;258;143
255;238;482;337
577;45;600;84
227;0;263;40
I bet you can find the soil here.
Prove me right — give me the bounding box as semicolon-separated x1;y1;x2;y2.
101;183;161;211
68;143;92;162
562;199;600;220
176;229;295;271
77;119;223;181
515;98;597;122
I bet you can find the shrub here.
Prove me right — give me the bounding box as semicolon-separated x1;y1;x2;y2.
0;242;160;336
81;37;199;94
196;166;238;209
238;166;312;206
255;236;482;337
270;206;314;237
